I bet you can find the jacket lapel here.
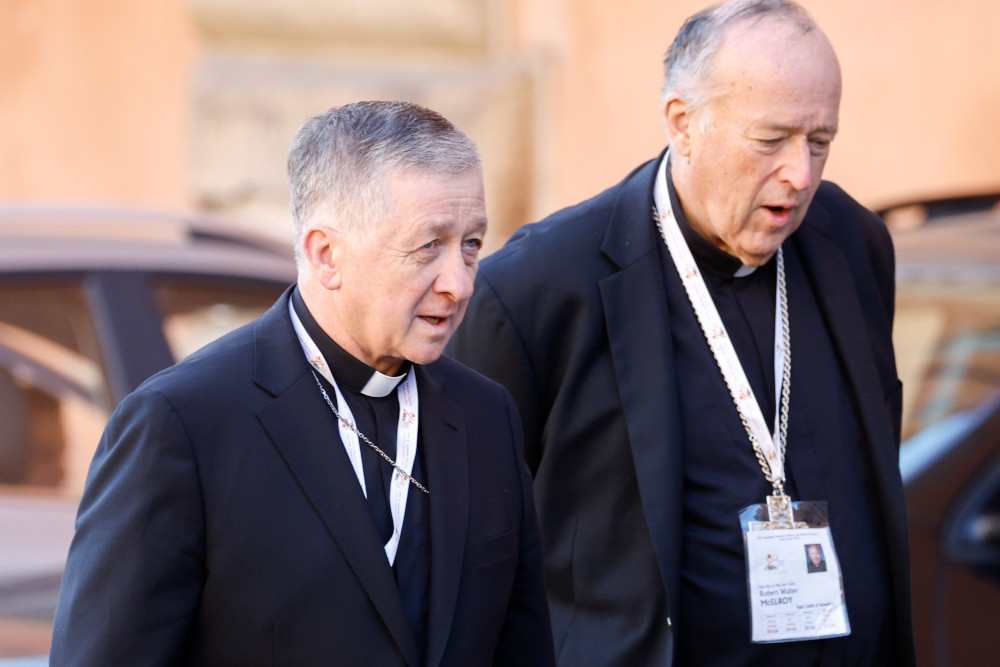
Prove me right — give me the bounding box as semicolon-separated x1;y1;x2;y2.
598;155;686;606
251;292;421;666
792;211;911;627
415;364;469;667
792;215;904;502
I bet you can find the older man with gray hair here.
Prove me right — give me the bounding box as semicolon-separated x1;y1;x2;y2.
449;1;914;664
51;101;554;666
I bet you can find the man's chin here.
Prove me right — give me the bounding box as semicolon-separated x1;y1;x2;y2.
734;248;779;267
404;343;449;367
736;229;800;266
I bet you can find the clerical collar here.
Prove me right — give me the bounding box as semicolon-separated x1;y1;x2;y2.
291;287;409;398
664;156;758;278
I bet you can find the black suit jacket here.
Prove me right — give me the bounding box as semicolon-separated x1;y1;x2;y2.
51;289;553;666
447;155;914;665
808;560;829;574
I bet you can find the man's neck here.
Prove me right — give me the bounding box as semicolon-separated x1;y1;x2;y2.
665;157;752;278
292;285;407;397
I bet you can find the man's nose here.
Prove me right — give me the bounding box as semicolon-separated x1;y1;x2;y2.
778;139;813;192
435;248;475;301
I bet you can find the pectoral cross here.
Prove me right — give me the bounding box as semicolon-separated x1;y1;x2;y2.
749;494;809;531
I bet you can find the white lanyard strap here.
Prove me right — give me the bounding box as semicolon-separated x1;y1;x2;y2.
289;301;418;565
652;154;791;490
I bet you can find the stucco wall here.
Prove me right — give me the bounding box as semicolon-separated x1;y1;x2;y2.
1;0;998;241
0;0;196;207
516;0;1000;215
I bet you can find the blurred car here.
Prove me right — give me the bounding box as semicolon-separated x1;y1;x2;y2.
885;193;1000;666
0;207;295;660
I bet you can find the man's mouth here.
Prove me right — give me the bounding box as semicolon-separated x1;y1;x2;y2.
762;204;797;224
422;316;446;325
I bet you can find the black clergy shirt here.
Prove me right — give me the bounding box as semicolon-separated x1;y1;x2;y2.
661;170;895;665
291;288;430;662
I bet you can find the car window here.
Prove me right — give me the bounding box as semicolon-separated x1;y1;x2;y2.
154;280;285;361
0;283;112;495
895;279;1000;444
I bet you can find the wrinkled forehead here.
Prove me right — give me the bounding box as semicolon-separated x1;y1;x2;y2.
378;166;486;227
706;18;841;114
719;16;839;76
384;164;483;190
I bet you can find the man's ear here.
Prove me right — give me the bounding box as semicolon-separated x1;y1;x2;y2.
663;94;694;158
302;225;343;290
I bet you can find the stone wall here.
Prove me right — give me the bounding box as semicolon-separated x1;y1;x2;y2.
2;0;999;243
188;0;539;252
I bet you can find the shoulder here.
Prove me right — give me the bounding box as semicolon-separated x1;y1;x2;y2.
421;357;525;438
480;194;613;282
473;158;661;319
809;181;891;249
480;157;659;280
423;355;514;407
800;181;896;313
802;181;894;277
133;296;293;412
100;322;261;448
138;320;258;399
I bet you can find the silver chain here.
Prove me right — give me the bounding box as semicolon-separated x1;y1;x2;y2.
745;249;791;495
311;371;429;495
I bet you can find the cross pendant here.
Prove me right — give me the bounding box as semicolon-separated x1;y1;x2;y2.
761;493;808;530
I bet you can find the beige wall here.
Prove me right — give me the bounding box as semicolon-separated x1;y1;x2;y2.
516;0;1000;214
813;0;1000;208
1;0;998;240
0;0;196;206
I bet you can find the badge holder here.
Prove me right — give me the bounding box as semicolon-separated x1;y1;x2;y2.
739;496;851;643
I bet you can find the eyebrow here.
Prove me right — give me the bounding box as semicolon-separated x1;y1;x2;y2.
418;218;488;239
761;123;838;136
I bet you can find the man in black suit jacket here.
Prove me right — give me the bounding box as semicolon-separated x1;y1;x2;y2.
449;1;914;664
50;101;554;666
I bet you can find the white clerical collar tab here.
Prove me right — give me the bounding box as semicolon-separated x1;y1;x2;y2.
734;264;758;278
361;370;407;398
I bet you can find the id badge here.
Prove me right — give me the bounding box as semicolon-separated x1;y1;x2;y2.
739;498;850;643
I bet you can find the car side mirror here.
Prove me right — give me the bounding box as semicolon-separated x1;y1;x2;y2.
944;452;1000;580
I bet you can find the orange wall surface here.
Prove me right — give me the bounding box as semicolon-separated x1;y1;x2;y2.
2;0;999;219
516;0;1000;215
0;0;196;207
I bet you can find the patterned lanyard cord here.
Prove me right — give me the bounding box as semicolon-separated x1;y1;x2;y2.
652;153;792;496
311;370;429;495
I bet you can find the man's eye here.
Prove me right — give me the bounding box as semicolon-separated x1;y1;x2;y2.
463;238;483;250
421;240;439;250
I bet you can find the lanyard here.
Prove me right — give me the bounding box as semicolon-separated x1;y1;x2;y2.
289;301;419;565
652;154;791;493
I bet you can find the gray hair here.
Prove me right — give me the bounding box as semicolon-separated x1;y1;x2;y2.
287;101;481;264
662;0;817;116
